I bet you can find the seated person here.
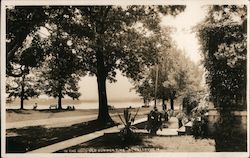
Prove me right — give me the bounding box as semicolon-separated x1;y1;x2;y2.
33;103;37;110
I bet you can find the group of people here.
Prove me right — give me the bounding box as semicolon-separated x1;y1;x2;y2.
33;103;76;110
146;106;163;135
66;105;75;110
146;103;188;135
146;104;172;135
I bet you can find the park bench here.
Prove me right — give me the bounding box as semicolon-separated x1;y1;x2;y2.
66;105;75;110
177;121;193;135
49;104;57;109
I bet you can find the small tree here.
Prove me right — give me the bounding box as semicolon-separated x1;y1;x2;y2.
135;44;204;111
163;71;178;110
6;70;40;109
133;77;154;106
6;35;44;109
118;108;141;143
40;29;82;109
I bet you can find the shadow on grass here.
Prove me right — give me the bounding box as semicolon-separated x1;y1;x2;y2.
37;109;74;113
134;122;147;130
6;109;31;114
58;133;163;153
6;120;117;153
7;108;79;114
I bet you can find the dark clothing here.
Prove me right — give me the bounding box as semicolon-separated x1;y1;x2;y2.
178;120;183;128
162;104;166;111
147;109;162;135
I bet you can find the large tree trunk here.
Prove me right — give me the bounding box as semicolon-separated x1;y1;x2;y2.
20;90;24;110
58;88;62;110
58;96;62;110
162;98;165;105
97;74;112;123
170;91;176;110
96;39;113;124
95;8;113;124
170;98;174;110
20;74;25;110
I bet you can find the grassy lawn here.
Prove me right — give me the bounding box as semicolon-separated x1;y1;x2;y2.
6;108;151;153
6;107;151;122
6;109;98;123
58;133;215;153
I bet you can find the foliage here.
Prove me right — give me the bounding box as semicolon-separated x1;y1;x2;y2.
182;96;199;115
6;35;44;109
195;5;247;151
188;93;210;139
48;6;186;81
39;29;83;109
134;79;154;106
195;5;247;110
191;104;209;139
6;6;48;77
6;74;40;102
118;108;141;143
6;5;185;121
192;117;208;139
134;41;204;110
214;113;247;151
48;5;186;121
6;6;52;108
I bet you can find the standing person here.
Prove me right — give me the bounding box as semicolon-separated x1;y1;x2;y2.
176;110;185;128
33;103;37;110
162;103;166;111
162;103;168;121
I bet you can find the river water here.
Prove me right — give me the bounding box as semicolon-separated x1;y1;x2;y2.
6;101;149;110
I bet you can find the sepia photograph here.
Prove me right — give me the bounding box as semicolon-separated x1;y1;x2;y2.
1;0;249;157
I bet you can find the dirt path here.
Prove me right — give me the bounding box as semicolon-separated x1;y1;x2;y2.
165;117;179;128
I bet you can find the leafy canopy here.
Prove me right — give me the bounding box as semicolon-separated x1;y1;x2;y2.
46;6;186;82
195;5;247;109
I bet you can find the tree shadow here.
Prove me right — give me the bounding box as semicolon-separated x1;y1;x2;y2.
6;109;31;115
58;132;164;153
38;109;72;113
6;120;116;153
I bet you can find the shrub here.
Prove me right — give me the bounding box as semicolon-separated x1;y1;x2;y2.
183;96;199;116
191;116;208;139
191;104;209;139
118;108;142;144
214;112;247;151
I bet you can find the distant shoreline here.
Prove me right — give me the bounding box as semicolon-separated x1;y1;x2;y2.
6;100;147;110
6;97;143;106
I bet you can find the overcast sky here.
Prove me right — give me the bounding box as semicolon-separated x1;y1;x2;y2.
79;4;208;101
